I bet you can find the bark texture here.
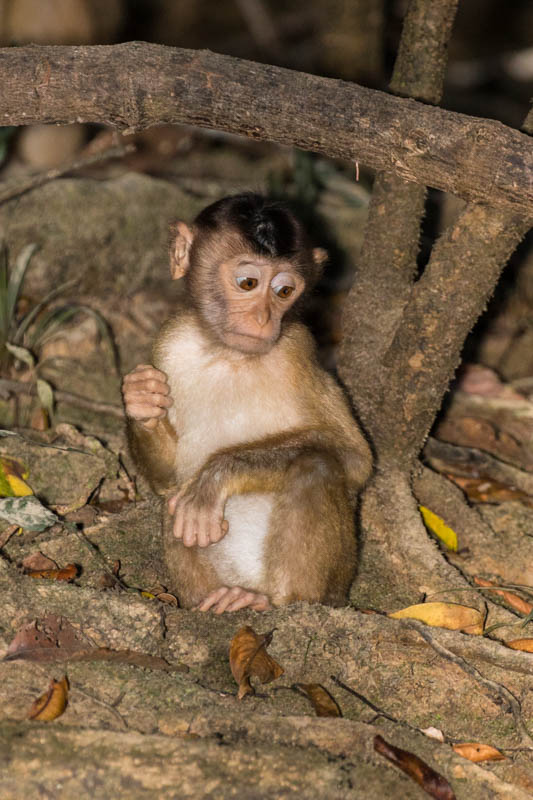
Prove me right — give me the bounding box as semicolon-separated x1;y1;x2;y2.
0;42;532;214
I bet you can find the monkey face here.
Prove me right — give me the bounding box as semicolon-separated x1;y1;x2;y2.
216;254;306;354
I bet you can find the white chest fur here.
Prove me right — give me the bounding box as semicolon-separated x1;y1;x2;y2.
159;323;305;480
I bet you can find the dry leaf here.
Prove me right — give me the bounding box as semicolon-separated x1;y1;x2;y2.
30;407;50;431
473;576;533;615
453;743;506;763
506;638;533;652
292;683;342;717
229;626;284;700
448;475;533;508
25;563;78;582
28;675;69;721
421;727;445;743
156;592;179;606
6;616;88;661
374;734;456;800
6;616;188;672
21;552;58;571
389;602;484;634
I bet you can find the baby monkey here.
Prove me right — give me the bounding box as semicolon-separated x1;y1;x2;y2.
123;194;372;613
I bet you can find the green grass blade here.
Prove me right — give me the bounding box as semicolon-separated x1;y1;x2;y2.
0;242;8;344
14;277;78;345
6;243;38;326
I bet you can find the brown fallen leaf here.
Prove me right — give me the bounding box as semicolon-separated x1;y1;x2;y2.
28;675;69;721
30;407;50;432
25;563;78;582
156;592;179;606
473;577;533;616
6;616;88;661
452;742;506;763
447;475;533;508
292;683;342;717
389;602;484;634
374;734;456;800
21;552;58;572
5;616;188;672
506;638;533;652
229;626;284;700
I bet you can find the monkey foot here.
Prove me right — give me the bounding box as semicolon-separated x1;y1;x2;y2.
196;586;271;614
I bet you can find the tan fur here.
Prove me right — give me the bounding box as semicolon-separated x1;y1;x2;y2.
126;213;372;610
132;304;371;608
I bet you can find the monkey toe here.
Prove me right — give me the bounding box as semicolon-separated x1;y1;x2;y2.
197;586;271;613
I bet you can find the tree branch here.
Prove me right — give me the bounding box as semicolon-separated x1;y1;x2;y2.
0;42;532;214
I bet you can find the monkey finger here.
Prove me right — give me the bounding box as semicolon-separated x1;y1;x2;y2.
182;511;199;547
124;389;172;407
196;512;211;548
172;507;185;541
168;494;179;515
207;516;228;544
124;365;168;383
124;403;167;422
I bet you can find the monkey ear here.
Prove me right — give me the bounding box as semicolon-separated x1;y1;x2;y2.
169;221;194;280
312;248;328;268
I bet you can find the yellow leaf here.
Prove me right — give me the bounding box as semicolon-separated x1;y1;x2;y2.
506;638;533;652
389;601;484;634
28;676;69;721
141;591;156;599
453;742;506;762
0;457;32;497
419;506;458;551
7;474;33;496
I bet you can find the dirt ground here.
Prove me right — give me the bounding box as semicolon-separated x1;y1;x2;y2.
1;144;533;798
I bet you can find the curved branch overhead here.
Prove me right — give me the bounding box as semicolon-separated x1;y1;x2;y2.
0;42;532;216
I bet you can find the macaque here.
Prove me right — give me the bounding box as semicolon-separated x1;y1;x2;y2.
123;194;372;613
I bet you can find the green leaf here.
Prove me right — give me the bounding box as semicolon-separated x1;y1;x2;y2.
419;506;458;552
0;496;58;531
36;378;54;414
5;342;35;368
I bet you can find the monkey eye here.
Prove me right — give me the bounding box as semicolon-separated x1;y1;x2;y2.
236;276;259;291
273;285;294;299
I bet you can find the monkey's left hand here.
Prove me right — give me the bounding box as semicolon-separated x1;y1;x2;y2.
168;473;229;548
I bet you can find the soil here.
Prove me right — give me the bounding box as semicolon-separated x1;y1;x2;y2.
1;148;532;798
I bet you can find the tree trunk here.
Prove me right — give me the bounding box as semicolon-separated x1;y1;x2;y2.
339;0;531;606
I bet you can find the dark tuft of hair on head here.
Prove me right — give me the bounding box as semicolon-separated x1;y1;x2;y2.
194;193;308;260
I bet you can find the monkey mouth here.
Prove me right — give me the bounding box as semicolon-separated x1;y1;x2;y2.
222;329;277;354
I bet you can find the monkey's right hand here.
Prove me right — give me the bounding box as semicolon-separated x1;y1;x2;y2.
122;364;173;430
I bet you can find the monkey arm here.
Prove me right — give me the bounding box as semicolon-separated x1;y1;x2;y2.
127;416;178;494
182;424;371;506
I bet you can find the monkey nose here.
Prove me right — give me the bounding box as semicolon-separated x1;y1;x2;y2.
254;305;271;327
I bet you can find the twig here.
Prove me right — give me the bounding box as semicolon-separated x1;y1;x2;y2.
0;143;135;206
404;619;533;748
63;521;134;594
331;675;399;724
71;684;129;730
0;378;124;418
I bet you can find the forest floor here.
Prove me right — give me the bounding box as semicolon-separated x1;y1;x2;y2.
1;138;533;799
